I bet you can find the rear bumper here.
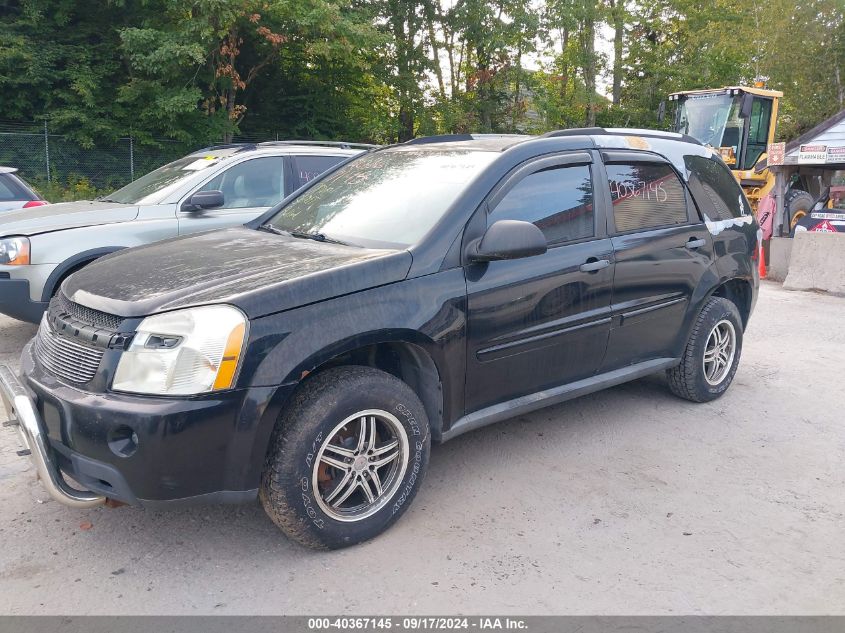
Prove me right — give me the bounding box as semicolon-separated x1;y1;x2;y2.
0;278;47;323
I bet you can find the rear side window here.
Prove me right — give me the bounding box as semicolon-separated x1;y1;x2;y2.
606;162;688;232
0;177;17;201
0;174;28;201
685;155;749;220
490;165;594;244
295;155;346;185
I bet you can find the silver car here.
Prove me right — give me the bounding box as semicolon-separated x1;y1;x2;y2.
0;167;48;212
0;141;371;322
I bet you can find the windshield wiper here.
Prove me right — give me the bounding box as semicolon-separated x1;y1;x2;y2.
289;230;353;246
258;223;291;236
259;224;356;247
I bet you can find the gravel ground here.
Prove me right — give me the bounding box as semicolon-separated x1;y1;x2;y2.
0;281;842;615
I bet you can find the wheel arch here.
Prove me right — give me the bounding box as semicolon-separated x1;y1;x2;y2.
40;246;126;302
677;271;753;359
708;277;753;327
270;332;448;442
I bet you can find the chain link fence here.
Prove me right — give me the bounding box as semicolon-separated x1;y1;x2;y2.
0;121;328;202
0;121;194;201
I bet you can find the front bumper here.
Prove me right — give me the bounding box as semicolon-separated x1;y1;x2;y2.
0;364;105;508
0;278;47;323
2;342;293;508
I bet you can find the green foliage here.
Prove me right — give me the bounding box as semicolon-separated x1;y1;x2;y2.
32;175;109;203
0;0;843;150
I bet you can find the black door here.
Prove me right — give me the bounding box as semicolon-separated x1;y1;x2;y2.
599;152;715;370
464;152;614;414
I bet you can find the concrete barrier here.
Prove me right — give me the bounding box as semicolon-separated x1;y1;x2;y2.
767;237;793;282
783;231;845;296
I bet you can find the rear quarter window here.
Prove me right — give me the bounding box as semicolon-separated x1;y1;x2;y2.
0;174;29;201
685;155;749;220
295;155;347;185
606;162;688;233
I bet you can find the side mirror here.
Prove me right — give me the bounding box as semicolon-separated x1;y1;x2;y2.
185;190;224;213
468;220;547;263
657;100;666;124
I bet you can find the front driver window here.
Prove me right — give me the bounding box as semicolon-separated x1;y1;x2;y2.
490;164;595;245
198;157;285;209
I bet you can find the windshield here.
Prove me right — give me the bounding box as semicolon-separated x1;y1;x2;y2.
103;152;232;204
675;94;745;165
265;149;497;249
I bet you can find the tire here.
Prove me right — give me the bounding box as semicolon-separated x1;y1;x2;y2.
666;297;743;403
260;366;431;549
785;189;814;234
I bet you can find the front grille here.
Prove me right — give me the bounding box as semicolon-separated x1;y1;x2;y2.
54;293;123;331
34;317;105;384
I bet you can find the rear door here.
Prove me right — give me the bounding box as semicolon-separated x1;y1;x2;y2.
464;151;615;413
178;156;288;234
599;151;714;370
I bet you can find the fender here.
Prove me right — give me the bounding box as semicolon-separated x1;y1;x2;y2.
282;329;444;386
41;247;127;302
239;330;450;491
241;268;468;422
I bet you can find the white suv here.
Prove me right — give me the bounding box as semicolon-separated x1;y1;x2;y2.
0;141;373;322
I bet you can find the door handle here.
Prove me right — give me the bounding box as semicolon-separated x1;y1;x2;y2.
686;237;706;249
580;258;610;273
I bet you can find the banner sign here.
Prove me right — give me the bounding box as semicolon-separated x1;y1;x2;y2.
827;146;845;163
798;144;828;163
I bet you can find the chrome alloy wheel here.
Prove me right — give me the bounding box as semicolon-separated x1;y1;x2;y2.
312;409;409;522
703;319;736;386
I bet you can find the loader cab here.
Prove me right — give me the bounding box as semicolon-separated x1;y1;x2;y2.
669;87;781;172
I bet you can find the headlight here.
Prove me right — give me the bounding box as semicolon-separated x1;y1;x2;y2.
0;236;30;265
113;305;248;396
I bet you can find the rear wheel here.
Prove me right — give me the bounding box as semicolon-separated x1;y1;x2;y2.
786;189;814;233
260;366;431;549
666;297;743;403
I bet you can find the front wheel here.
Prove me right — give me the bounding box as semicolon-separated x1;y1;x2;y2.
260;366;431;549
666;297;743;403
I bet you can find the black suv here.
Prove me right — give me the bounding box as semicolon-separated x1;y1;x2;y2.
1;129;759;549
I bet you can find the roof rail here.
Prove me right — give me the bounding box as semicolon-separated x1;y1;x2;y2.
403;133;529;146
541;128;605;138
403;134;475;145
258;140;380;150
193;143;256;153
542;127;702;146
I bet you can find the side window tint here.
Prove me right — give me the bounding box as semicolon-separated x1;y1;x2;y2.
296;155;345;185
198;157;285;209
0;177;17;201
491;164;594;244
684;155;749;220
607;162;688;232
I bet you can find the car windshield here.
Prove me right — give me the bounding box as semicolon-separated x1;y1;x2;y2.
102;151;235;205
264;149;497;249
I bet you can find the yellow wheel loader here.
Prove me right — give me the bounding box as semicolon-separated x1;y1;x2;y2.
668;86;814;230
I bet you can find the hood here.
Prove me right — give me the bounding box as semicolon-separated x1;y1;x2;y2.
0;200;139;236
63;227;413;319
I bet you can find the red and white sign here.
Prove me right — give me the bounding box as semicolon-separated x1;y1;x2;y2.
798;144;828;163
767;142;785;166
809;220;837;233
